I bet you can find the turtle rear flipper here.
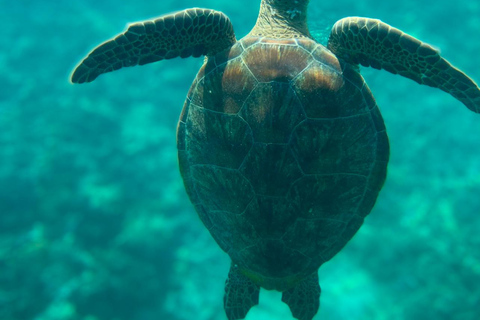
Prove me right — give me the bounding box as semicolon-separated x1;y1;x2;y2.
71;8;236;83
327;17;480;113
282;272;320;320
224;264;260;320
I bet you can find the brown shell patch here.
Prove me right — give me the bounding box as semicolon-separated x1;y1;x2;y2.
293;61;345;118
222;59;258;113
294;61;374;118
242;43;311;82
241;36;261;49
295;38;318;53
227;41;244;60
260;38;297;45
311;46;342;73
192;57;257;114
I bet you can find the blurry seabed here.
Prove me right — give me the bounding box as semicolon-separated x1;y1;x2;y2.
0;0;479;320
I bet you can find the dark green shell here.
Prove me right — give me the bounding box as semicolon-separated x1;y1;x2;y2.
176;36;389;291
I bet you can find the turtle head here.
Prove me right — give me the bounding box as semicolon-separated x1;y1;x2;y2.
266;0;310;5
265;0;310;5
250;0;311;38
263;0;310;20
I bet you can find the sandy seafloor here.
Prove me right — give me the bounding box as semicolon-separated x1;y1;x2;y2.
0;0;479;319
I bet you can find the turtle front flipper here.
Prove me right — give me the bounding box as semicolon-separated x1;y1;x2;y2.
327;17;480;113
281;272;320;320
224;264;260;320
71;8;236;83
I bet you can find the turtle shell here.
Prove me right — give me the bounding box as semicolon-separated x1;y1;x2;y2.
176;37;389;291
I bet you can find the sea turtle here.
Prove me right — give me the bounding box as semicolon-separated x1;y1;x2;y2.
71;0;480;319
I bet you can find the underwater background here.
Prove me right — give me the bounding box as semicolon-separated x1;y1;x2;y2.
1;0;479;319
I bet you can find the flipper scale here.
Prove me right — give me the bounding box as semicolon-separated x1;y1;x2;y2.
328;17;480;113
71;8;236;83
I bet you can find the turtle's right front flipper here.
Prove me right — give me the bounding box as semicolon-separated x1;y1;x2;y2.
327;17;480;113
71;8;236;83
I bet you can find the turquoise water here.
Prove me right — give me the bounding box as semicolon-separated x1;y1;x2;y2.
1;0;479;319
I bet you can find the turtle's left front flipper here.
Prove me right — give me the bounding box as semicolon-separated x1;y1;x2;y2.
327;17;480;113
71;8;236;83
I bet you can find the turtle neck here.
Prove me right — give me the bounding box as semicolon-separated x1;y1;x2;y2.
249;0;311;39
